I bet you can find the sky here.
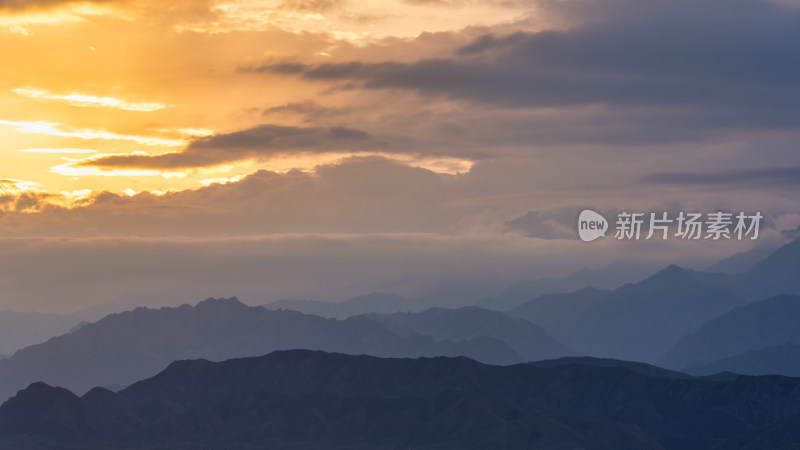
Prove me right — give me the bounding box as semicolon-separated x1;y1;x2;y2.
2;0;800;312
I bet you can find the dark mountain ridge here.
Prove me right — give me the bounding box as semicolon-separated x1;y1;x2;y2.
3;350;800;449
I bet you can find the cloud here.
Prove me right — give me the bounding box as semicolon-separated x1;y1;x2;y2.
80;124;394;169
262;100;351;122
3;157;461;236
455;30;526;55
246;0;800;131
8;154;800;241
12;87;167;111
1;152;798;312
0;120;184;147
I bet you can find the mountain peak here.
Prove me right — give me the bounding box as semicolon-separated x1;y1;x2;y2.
661;264;690;274
638;264;696;286
747;236;800;274
194;297;247;309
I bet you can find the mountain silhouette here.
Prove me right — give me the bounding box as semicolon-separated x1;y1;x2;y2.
736;237;800;298
528;356;690;380
510;286;611;337
2;350;800;449
688;343;800;377
0;298;525;402
480;262;659;311
0;310;80;355
509;265;743;362
268;292;412;318
703;244;777;274
365;306;574;361
658;294;800;370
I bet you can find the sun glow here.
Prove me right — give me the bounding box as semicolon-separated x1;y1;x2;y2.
0;2;117;35
0;120;185;147
18;148;97;154
13;88;168;112
0;179;42;195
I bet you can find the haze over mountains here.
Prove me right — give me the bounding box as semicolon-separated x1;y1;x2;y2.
479;262;663;311
0;236;798;405
0;311;82;356
0;238;795;448
0;235;796;444
510;265;744;362
4;350;800;449
268;262;664;317
659;294;800;370
508;237;800;365
365;306;573;362
688;344;800;377
0;298;575;402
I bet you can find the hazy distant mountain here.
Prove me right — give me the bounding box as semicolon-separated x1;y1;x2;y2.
478;262;660;311
269;292;412;318
365;306;574;361
735;237;800;299
0;310;81;355
528;356;690;380
508;265;744;362
658;294;800;370
4;350;800;449
509;286;611;335
0;298;524;402
268;281;503;318
703;244;778;274
688;344;800;377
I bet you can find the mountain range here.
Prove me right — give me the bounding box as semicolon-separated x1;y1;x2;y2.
509;265;744;362
688;344;800;377
269;292;413;319
365;306;574;362
3;350;800;449
0;298;571;402
479;262;662;311
0;311;81;356
505;237;800;364
658;294;800;370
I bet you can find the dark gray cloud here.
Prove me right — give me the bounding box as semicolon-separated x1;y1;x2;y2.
504;208;580;240
83;124;394;169
456;31;526;55
245;0;800;130
262;100;352;122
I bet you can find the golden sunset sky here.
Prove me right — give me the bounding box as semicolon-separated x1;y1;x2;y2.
0;0;536;201
2;0;800;312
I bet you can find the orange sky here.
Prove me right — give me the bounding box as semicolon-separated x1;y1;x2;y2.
0;0;533;204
